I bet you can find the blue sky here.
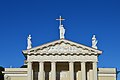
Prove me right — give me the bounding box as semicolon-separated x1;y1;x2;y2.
0;0;120;79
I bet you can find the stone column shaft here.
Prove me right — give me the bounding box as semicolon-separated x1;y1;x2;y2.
81;62;86;80
51;62;56;80
27;61;32;80
69;62;74;80
93;62;97;80
39;62;44;80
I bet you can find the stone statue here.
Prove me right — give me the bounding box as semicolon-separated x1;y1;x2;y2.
56;16;65;39
59;25;65;39
92;35;98;49
27;35;32;49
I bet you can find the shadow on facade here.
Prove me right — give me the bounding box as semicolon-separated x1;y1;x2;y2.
0;66;4;80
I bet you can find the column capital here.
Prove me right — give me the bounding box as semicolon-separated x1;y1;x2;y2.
51;61;56;63
92;61;98;63
26;61;32;63
69;61;74;63
81;61;86;63
38;61;44;63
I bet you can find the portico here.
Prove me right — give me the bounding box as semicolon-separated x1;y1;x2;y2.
27;61;98;80
23;39;102;80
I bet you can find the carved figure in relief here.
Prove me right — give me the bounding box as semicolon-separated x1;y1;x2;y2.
92;35;98;49
59;25;65;39
27;35;32;49
5;75;11;80
42;43;80;53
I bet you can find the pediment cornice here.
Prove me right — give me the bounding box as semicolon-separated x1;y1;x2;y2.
22;39;102;55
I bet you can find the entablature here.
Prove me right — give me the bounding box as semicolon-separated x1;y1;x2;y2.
27;54;98;62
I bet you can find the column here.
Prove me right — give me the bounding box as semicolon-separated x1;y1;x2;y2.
51;61;56;80
27;61;32;80
39;61;44;80
81;62;86;80
93;62;97;80
69;62;74;80
89;69;93;80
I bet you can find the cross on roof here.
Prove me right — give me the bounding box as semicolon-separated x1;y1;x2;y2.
56;16;65;26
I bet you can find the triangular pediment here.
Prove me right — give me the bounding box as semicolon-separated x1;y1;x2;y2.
23;39;102;55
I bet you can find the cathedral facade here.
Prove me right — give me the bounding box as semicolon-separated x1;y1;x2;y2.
2;16;116;80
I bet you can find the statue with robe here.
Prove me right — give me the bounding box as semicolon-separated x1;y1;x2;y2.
59;25;65;39
92;35;98;49
27;35;32;49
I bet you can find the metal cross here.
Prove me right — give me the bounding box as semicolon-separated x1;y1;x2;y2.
56;16;65;26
